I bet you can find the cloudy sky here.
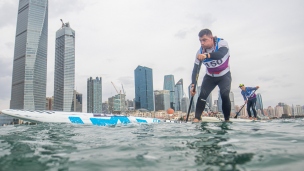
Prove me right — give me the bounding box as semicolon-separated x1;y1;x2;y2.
0;0;303;112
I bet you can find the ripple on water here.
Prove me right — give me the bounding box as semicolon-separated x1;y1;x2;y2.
1;120;304;170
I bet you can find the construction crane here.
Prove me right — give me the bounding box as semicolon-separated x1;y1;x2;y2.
111;81;119;94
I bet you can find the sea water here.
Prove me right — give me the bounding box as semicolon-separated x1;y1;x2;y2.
1;119;304;171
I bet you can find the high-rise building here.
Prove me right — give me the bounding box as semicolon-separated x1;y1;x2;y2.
256;93;264;115
45;96;53;110
108;97;114;113
181;97;189;113
267;106;275;118
163;75;175;110
102;101;109;114
283;104;292;115
217;91;223;112
87;77;102;113
134;66;154;111
175;79;184;111
154;90;170;111
72;90;82;112
53;21;75;111
218;91;235;114
113;94;126;114
274;105;283;118
10;0;48;110
295;105;303;115
229;92;235;114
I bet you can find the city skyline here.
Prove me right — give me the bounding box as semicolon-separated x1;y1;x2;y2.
1;0;303;112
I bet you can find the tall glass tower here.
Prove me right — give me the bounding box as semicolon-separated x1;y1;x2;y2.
134;66;154;111
163;75;175;110
154;90;170;111
256;93;264;115
174;79;184;111
87;77;102;113
10;0;48;110
53;21;75;111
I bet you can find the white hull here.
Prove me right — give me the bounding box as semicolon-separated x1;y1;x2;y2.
200;117;254;122
165;117;255;123
1;109;160;126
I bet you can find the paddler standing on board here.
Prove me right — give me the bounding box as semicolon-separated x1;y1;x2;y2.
190;29;232;122
239;84;260;120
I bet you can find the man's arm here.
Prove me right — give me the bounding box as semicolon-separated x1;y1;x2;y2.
208;39;229;60
241;91;247;101
191;63;199;85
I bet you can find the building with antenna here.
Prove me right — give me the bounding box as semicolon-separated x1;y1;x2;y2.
53;20;75;111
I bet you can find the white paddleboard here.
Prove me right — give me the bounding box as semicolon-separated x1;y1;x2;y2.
1;109;160;126
201;117;254;123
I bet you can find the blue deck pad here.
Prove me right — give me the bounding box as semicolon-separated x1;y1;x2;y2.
90;116;131;126
136;119;148;123
69;117;84;124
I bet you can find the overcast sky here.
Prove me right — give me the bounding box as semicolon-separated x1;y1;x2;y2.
0;0;303;112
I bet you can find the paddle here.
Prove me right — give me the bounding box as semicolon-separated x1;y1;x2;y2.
185;60;203;122
234;90;257;118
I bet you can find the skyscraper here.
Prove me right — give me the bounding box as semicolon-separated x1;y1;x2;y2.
217;91;223;113
256;93;264;115
134;66;154;111
163;75;175;110
10;0;48;110
154;90;170;111
229;92;235;114
87;77;102;113
53;21;75;111
72;90;82;112
175;79;184;111
181;97;189;113
218;91;235;114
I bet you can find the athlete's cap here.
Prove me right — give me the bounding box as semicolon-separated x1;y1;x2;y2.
239;84;244;87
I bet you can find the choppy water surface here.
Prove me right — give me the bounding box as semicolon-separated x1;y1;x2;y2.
1;119;304;171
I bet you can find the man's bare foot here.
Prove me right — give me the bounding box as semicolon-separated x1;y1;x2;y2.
254;117;257;120
192;118;200;122
249;117;253;120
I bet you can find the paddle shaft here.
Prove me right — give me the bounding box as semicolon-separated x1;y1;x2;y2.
186;60;203;122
